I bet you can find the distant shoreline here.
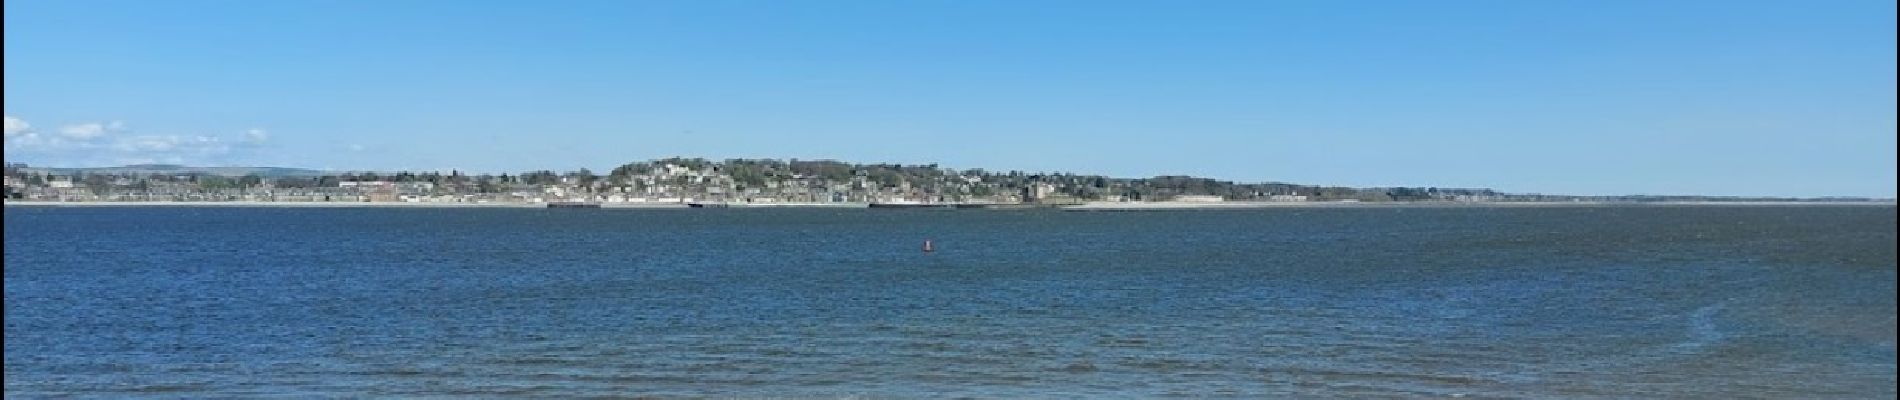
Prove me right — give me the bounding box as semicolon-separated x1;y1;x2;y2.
3;200;1890;209
1059;200;1896;210
0;201;685;209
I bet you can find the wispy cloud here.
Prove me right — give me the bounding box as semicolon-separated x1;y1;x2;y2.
110;135;236;161
56;120;126;140
3;116;31;138
4;116;52;150
244;128;269;142
6;116;275;166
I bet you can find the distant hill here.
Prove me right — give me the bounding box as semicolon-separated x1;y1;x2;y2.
18;164;332;177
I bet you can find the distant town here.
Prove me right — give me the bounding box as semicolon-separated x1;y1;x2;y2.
1;159;1889;207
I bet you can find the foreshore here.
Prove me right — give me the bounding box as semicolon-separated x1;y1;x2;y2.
4;200;1889;209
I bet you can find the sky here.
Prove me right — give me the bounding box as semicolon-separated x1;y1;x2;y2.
3;0;1894;197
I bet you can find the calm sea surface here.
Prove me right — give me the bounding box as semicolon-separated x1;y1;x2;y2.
5;206;1895;398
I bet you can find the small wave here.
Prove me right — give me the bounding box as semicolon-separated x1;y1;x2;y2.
1258;365;1500;393
114;382;213;393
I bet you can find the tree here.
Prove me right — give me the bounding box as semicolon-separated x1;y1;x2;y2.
609;162;651;182
199;176;234;190
84;174;113;194
571;168;597;189
274;177;312;188
521;170;559;185
728;164;767;187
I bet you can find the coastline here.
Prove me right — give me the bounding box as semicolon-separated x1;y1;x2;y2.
4;200;1889;209
1060;200;1896;210
0;201;683;209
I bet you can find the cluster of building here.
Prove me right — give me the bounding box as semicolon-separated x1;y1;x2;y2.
4;161;1136;204
3;159;1542;205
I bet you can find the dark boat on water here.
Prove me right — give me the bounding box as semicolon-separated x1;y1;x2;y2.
955;203;1049;209
547;202;601;208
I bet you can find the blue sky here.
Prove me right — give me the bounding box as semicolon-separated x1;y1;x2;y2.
4;0;1894;197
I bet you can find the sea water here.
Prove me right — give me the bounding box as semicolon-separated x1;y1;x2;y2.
5;206;1894;397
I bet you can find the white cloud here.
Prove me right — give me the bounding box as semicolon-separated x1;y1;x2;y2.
114;135;183;152
347;144;366;152
4;116;54;152
239;129;270;148
9;118;274;166
111;156;185;166
189;135;227;152
3;116;31;138
54;120;131;142
59;122;110;140
110;135;232;157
